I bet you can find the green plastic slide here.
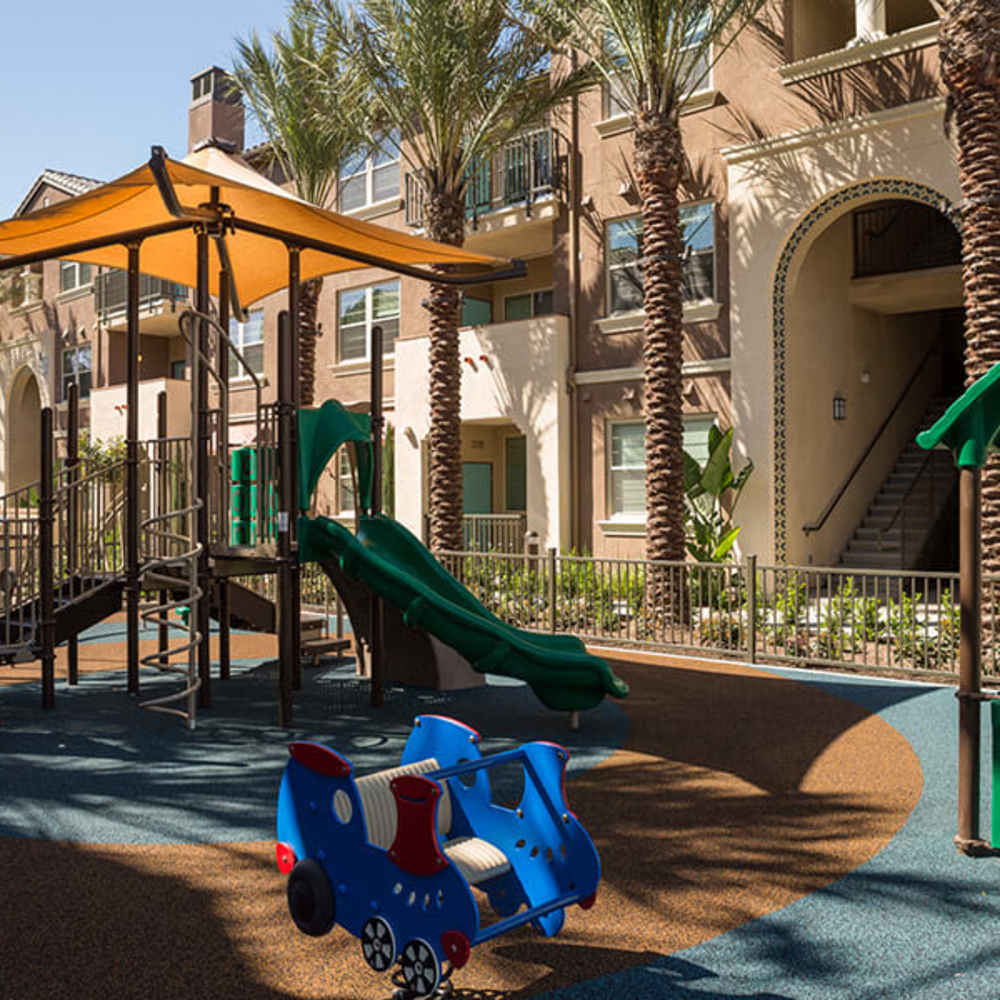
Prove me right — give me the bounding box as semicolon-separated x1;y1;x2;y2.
298;513;629;711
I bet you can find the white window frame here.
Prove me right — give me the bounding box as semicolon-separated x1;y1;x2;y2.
604;204;717;316
336;280;400;364
336;448;356;517
228;308;265;381
59;260;92;294
503;287;554;322
338;136;401;213
61;343;92;402
606;419;646;522
605;216;644;316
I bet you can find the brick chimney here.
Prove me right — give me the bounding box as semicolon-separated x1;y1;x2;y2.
188;66;244;154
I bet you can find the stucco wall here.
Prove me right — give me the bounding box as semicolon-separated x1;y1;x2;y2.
394;315;570;549
727;99;961;562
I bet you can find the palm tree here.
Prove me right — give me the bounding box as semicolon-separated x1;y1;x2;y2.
533;0;764;571
299;0;590;551
936;1;1000;572
231;13;368;406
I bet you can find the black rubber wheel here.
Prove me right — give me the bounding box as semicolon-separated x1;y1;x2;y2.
361;915;396;971
399;938;440;998
286;858;335;937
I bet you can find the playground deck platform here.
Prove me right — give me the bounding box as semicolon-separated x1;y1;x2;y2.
1;634;996;999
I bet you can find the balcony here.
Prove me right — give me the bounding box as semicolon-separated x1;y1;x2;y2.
405;128;562;256
849;200;963;314
95;270;189;335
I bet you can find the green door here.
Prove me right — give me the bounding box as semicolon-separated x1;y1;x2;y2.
462;462;493;514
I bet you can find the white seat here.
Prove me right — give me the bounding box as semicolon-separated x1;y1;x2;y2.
442;836;512;885
345;758;511;885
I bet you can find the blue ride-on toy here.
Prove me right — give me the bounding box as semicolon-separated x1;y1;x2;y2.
275;714;600;998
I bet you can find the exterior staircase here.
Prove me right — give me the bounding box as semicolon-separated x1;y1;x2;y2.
839;396;957;570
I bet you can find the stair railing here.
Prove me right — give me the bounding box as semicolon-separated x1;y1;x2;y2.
802;343;938;537
880;449;953;568
0;480;42;652
176;308;263;551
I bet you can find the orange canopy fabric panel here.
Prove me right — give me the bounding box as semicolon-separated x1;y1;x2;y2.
0;147;505;305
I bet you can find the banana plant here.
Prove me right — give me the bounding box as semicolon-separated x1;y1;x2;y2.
683;426;753;563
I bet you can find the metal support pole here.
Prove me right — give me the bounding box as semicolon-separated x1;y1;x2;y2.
289;250;302;693
746;553;758;665
125;241;141;695
39;407;55;709
370;323;384;708
195;229;212;708
66;383;79;685
217;269;231;682
957;466;984;852
277;310;296;726
156;390;169;666
548;547;557;634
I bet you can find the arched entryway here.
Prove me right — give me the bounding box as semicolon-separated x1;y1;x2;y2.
772;179;961;568
7;367;42;495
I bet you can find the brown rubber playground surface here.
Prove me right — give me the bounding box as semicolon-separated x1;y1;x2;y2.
0;652;922;1000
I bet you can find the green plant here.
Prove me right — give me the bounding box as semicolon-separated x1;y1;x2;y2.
888;588;959;668
816;577;880;660
683;426;753;563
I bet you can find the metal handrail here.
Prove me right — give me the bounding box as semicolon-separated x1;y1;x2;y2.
802;343;938;535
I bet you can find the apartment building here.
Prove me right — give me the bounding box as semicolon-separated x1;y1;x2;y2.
0;2;963;571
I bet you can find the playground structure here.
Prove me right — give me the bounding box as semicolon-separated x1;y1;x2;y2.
0;143;626;728
276;713;600;998
0;144;525;728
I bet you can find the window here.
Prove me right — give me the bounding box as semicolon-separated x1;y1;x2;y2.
337;449;355;514
170;359;186;380
337;280;400;362
339;134;400;212
607;416;716;519
606;218;644;314
608;422;645;518
228;309;264;378
504;289;554;322
59;260;92;293
605;203;716;314
603;14;710;119
62;344;92;401
461;295;493;327
10;263;43;308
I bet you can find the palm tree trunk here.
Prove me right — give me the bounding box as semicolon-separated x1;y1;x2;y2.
297;277;323;408
635;110;687;619
940;4;1000;572
424;192;466;553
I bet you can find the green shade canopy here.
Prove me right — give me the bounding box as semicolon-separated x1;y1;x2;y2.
917;363;1000;469
297;400;373;512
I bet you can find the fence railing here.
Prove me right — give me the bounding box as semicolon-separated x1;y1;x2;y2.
423;513;528;553
432;549;993;680
94;270;187;321
405;127;561;228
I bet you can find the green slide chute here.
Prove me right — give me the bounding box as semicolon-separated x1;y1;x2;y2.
298;514;629;711
297;400;374;512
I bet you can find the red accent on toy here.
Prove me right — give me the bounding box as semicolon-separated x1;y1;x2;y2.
387;775;451;877
440;930;471;969
421;715;480;741
579;891;597;910
289;741;352;778
275;842;297;874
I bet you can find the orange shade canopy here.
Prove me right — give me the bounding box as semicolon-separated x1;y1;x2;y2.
0;146;511;306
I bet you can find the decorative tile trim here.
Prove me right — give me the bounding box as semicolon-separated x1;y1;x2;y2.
770;178;952;563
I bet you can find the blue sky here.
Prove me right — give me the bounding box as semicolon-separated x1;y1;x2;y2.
0;0;285;217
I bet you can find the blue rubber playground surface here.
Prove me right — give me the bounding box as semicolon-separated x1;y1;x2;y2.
2;619;999;999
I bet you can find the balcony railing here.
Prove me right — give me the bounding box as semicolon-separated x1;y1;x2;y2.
853;201;961;279
94;270;188;322
405;127;561;229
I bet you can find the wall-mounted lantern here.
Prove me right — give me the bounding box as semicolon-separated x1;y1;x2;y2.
833;394;846;421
